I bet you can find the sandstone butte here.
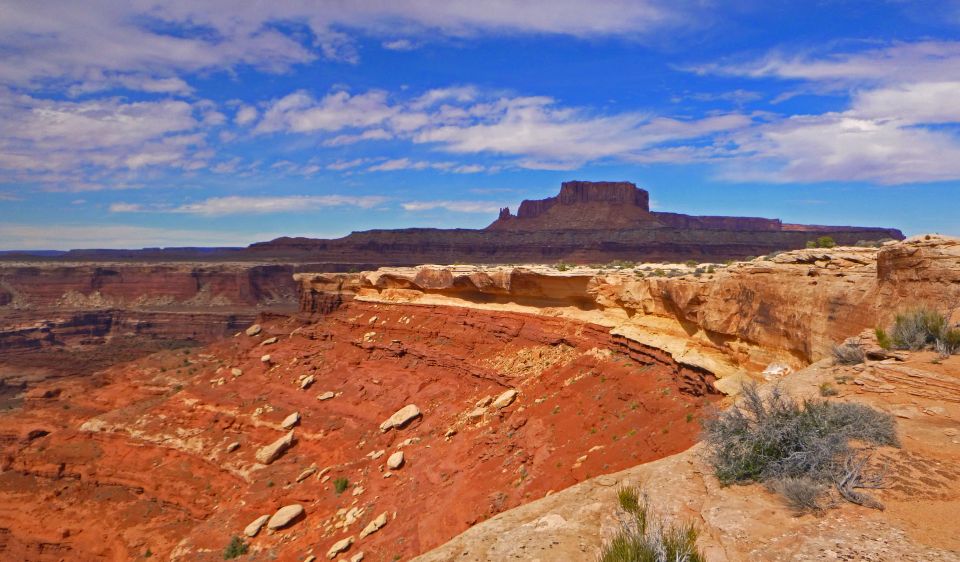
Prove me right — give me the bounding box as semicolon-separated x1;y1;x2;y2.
0;233;957;560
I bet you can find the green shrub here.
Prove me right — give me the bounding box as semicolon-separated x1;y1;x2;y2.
806;236;837;249
702;385;897;510
554;261;571;272
874;327;892;350
223;536;248;559
684;259;698;268
891;309;946;350
333;476;349;494
599;486;704;562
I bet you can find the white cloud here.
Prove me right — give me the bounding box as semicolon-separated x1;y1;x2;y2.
108;202;145;212
693;41;960;184
235;105;259;126
164;194;387;216
0;223;257;250
0;93;208;179
699;41;960;86
255;90;397;134
0;1;681;92
401;200;502;213
326;158;371;171
382;39;418;51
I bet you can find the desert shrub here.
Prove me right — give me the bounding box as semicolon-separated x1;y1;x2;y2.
771;476;824;514
806;236;837;249
935;329;960;357
874;327;892;350
223;536;248;559
333;476;349;494
831;343;864;365
684;259;698;268
891;309;946;350
819;383;838;397
702;385;897;510
554;261;571;272
599;487;704;562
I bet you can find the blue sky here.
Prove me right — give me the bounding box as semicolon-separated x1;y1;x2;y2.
1;0;959;249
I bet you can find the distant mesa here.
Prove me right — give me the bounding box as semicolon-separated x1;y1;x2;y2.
6;180;903;264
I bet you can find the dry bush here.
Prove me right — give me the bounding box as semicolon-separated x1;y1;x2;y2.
702;385;897;512
831;343;864;365
891;309;946;350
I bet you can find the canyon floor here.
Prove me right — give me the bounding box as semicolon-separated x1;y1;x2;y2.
0;236;958;561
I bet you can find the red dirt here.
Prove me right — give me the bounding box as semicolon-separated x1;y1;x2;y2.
0;301;717;561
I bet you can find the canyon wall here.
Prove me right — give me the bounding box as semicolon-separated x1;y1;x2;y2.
0;263;300;379
297;235;960;392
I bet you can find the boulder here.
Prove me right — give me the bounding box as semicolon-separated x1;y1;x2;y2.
350;554;364;562
300;375;316;390
261;354;272;363
358;512;388;540
243;514;270;537
226;442;240;453
326;536;354;559
267;504;304;530
255;430;295;465
492;389;518;409
386;451;404;470
379;404;421;432
317;391;335;401
281;411;301;429
296;467;317;482
467;407;486;423
246;324;262;337
231;368;243;377
261;336;279;346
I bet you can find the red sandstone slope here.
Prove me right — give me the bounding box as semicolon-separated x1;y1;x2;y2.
0;301;716;561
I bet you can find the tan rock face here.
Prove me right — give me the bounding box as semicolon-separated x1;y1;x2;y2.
299;236;960;389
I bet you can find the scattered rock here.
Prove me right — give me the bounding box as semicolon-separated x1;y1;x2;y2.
246;324;262;337
475;395;492;408
492;389;518;409
350;554;364;562
281;411;301;429
231;368;243;377
368;449;385;460
261;336;279;346
397;437;420;449
301;375;316;390
467;407;486;423
317;391;335;401
261;354;272;363
296;466;317;482
379;404;421;432
243;514;270;537
386;451;404;469
444;428;457;438
267;504;304;530
255;430;295;464
304;556;316;562
226;442;240;453
326;536;353;559
358;512;388;540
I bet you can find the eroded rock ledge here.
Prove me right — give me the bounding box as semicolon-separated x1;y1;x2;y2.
297;235;960;392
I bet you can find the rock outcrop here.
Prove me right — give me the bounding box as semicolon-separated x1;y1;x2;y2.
297;235;960;392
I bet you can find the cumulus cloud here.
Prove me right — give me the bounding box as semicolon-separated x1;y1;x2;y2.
0;1;680;92
0;92;209;180
401;200;502;213
109;194;389;216
252;87;752;169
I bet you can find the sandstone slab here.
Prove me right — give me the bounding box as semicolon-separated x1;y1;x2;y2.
379;404;421;432
255;430;295;465
244;514;270;537
267;504;304;530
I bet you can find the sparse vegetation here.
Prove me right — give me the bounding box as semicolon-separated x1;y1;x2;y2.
223;536;248;559
600;486;705;562
554;261;572;272
702;384;898;513
831;343;864;365
818;382;838;397
874;327;892;350
806;236;837;249
333;476;349;494
891;309;946;350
